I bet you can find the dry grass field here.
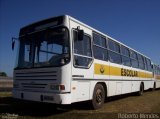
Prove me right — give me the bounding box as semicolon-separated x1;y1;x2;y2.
0;89;160;119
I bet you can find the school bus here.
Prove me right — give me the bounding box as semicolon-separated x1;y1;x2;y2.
13;15;155;109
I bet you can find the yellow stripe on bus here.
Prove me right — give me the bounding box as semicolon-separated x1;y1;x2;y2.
94;63;109;75
110;66;121;76
145;73;153;78
94;63;153;78
155;75;160;80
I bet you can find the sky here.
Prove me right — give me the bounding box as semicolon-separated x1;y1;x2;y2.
0;0;160;77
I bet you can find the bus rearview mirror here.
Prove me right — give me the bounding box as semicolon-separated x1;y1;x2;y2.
12;37;18;51
78;30;84;41
12;40;15;51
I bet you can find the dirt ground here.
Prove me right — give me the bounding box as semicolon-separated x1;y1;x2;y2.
0;89;160;119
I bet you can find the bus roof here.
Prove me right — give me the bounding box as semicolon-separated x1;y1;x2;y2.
67;15;151;60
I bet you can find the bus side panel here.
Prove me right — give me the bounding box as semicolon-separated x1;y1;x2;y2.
108;81;117;96
131;81;141;92
108;81;133;96
71;80;109;103
121;81;132;94
156;80;160;88
71;80;89;102
143;80;154;90
108;63;123;96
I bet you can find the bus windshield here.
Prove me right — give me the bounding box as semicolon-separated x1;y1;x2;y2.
17;27;70;69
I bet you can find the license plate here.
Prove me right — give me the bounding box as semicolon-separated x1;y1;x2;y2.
43;95;54;101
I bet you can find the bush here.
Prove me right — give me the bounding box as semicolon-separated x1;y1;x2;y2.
0;72;7;77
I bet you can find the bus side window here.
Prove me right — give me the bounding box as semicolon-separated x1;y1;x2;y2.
73;30;92;68
138;54;145;70
130;50;139;68
144;57;148;70
93;32;108;61
121;45;131;66
108;39;121;64
146;58;152;72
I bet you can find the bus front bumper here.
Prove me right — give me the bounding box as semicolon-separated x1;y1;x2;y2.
12;89;72;104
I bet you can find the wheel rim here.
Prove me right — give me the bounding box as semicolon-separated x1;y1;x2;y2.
96;89;103;104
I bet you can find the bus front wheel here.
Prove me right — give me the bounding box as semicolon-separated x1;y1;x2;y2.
91;84;105;109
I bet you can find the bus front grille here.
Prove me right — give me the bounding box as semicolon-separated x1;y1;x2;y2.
21;83;47;89
15;71;57;80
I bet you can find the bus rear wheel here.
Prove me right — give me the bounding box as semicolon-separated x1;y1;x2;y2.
138;83;144;96
152;82;156;91
91;84;105;109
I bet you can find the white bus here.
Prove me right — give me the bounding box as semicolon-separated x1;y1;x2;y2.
153;64;160;89
13;15;155;109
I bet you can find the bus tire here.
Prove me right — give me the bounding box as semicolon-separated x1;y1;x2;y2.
152;82;156;91
137;83;144;96
91;84;105;109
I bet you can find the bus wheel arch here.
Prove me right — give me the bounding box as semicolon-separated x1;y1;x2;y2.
91;82;107;109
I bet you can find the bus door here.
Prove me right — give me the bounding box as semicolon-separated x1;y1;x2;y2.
70;19;94;100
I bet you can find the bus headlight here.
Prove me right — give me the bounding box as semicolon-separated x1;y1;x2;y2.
50;84;65;91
